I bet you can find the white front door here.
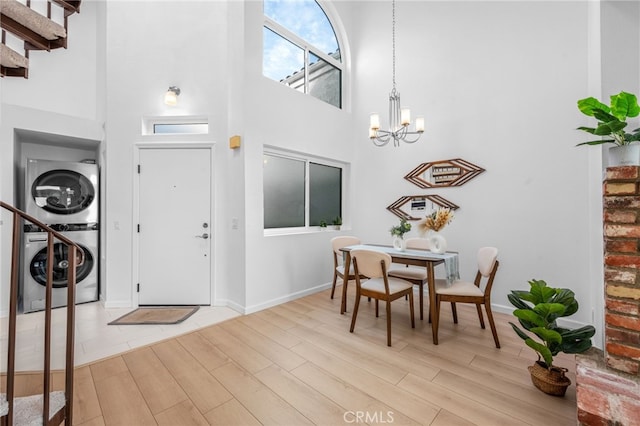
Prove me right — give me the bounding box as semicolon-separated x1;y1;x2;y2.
137;147;212;305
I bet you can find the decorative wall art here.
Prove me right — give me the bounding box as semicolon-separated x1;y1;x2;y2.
387;195;459;221
404;158;485;188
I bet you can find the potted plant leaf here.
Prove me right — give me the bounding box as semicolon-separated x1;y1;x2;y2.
389;218;411;251
508;279;596;396
332;216;342;230
576;91;640;166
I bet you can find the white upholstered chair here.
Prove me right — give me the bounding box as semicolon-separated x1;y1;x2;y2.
350;249;415;346
434;246;500;348
387;237;430;320
330;236;361;300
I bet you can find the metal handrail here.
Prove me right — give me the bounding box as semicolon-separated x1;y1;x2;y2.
1;200;83;425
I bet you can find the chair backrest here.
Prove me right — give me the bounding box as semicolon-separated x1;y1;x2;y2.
331;236;361;255
351;249;391;279
405;237;429;250
477;247;499;277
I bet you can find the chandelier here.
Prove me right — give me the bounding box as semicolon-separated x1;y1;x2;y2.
369;0;424;147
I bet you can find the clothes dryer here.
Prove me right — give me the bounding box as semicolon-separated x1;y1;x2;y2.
25;159;98;225
21;225;99;313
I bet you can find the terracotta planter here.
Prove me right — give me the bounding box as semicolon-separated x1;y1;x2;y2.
528;361;571;397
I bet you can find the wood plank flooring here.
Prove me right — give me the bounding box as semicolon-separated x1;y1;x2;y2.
9;288;578;425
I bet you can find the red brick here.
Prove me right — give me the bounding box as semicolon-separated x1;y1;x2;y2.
605;225;640;238
605;254;640;268
576;385;611;419
606;327;640;345
577;409;609;426
606;354;640;375
607;342;640;360
604;196;640;209
605;240;639;253
618;396;640;425
604;209;638;223
606;312;640;332
577;363;640;397
606;166;640;180
606;299;640;316
605;268;637;284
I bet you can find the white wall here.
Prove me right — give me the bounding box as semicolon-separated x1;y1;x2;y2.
1;1;623;347
349;1;599;330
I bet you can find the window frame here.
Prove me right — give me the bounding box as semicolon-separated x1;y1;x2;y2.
263;148;347;236
262;1;344;108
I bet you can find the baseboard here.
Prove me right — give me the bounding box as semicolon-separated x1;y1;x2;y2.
243;282;333;314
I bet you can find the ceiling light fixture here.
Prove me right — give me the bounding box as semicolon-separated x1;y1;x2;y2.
369;0;424;147
164;86;181;106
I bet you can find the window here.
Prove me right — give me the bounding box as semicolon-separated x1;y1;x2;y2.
141;116;209;135
263;0;343;108
264;151;343;230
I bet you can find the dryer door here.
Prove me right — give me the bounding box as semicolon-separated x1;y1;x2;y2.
30;243;94;288
31;169;96;217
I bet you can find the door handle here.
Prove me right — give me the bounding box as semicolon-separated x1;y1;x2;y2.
195;233;209;239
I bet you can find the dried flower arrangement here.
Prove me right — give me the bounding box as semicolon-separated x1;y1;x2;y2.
417;207;454;235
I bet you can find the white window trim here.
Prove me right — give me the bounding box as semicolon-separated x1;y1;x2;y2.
141;115;209;136
263;147;349;236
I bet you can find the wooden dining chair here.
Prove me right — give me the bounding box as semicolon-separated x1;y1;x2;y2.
350;249;415;346
434;246;501;348
387;237;430;320
330;236;361;300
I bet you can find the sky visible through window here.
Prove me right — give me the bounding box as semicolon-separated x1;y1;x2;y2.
264;0;339;81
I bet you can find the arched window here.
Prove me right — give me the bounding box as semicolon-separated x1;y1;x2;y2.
263;0;343;109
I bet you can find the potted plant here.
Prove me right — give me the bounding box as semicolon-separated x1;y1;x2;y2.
576;91;640;166
319;220;327;230
508;279;596;396
389;218;411;251
416;207;455;253
332;216;342;230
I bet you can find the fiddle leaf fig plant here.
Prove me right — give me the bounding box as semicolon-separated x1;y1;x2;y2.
508;279;596;369
576;91;640;146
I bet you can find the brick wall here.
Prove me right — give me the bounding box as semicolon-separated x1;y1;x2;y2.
576;166;640;425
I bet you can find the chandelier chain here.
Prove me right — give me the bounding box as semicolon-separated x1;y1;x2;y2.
392;0;396;91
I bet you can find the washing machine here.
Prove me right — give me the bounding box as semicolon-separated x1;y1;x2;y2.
25;159;98;225
21;225;99;313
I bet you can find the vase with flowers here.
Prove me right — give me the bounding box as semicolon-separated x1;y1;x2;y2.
389;218;412;251
417;207;455;253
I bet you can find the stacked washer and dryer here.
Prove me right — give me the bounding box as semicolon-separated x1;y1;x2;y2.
21;159;99;313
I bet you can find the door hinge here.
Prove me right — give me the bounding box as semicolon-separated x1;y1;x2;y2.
137;224;140;233
137;283;140;293
137;164;141;174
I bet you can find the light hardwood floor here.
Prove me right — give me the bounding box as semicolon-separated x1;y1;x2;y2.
10;288;578;425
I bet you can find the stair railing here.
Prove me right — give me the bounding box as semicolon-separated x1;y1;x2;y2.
1;201;83;426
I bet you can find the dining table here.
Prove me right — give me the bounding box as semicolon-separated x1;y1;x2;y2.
340;244;459;345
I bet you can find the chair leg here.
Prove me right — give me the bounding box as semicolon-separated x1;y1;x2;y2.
350;292;361;333
386;300;392;346
484;303;501;348
451;302;458;324
434;296;441;344
419;284;424;320
408;291;415;328
330;272;338;299
375;299;379;317
476;304;486;329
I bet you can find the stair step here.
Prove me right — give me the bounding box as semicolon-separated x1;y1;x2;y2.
0;0;66;41
0;391;66;425
1;43;29;69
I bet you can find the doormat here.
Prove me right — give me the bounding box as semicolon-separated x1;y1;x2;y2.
108;306;200;325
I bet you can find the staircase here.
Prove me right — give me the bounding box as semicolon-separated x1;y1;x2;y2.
1;201;82;425
0;0;82;78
